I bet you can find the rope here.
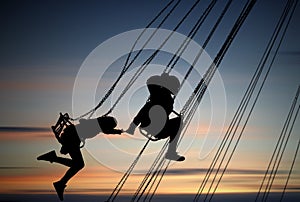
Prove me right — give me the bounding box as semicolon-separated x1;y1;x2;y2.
255;87;299;202
211;1;298;200
193;57;262;200
106;139;150;202
70;0;179;121
280;137;300;202
192;0;297;200
122;0;179;69
183;0;257;136
178;0;233;92
130;1;225;200
137;159;167;202
98;0;183;118
253;1;299;201
107;1;202;200
130;142;168;202
181;0;255;116
137;0;257;200
263;94;300;202
163;0;217;73
148;159;170;201
103;0;201;117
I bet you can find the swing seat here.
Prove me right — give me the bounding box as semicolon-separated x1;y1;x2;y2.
51;113;73;144
139;114;182;142
52;113;83;154
139;128;160;141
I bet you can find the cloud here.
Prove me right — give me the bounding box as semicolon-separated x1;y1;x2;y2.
14;188;133;193
0;166;38;170
0;126;50;133
164;168;270;175
135;168;295;176
0;127;52;140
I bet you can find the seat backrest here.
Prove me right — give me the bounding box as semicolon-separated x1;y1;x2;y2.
51;113;73;143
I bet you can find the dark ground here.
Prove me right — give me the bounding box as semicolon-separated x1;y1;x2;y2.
1;192;300;202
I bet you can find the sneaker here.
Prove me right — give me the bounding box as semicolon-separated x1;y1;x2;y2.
37;150;57;163
165;152;185;161
53;181;66;201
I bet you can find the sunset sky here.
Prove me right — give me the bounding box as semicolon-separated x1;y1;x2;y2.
0;0;300;201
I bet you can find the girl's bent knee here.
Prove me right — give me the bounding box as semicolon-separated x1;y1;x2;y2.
74;161;85;170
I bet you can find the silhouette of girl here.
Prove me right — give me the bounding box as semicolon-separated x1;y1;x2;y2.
126;73;185;161
37;116;122;201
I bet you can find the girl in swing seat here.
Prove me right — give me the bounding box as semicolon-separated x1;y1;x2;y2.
126;73;185;161
37;116;122;201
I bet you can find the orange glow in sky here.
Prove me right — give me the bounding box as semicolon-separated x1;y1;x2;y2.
1;131;299;197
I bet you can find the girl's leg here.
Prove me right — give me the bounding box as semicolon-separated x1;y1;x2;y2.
53;147;84;201
53;156;72;167
156;117;185;161
37;150;72;167
59;148;84;185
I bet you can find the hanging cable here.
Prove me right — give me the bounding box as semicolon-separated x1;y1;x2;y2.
123;0;180;69
263;92;300;201
163;0;217;73
209;2;297;201
105;139;150;202
148;160;171;201
137;0;257;201
177;0;233;92
129;1;220;200
280;137;300;202
191;0;256;114
266;104;300;201
136;158;167;202
252;1;299;201
155;0;257;199
106;1;202;201
103;0;201;117
255;86;299;202
211;1;298;201
191;0;297;201
70;0;180;120
111;0;205;196
130;142;168;202
130;1;231;201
